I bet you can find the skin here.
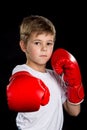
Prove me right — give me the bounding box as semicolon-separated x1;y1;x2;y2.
20;33;54;72
20;32;81;116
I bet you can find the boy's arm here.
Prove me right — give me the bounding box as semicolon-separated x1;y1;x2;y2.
63;100;81;116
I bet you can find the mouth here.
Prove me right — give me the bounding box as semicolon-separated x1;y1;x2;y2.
40;55;47;57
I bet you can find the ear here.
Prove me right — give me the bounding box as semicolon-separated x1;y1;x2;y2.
19;40;26;52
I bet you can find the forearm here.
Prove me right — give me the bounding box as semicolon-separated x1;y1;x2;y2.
63;100;81;116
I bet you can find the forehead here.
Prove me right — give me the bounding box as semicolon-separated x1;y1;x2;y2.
30;32;54;41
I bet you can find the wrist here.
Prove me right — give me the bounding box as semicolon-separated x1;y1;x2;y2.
67;99;84;105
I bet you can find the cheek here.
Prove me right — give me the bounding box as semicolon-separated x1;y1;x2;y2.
28;47;39;56
48;47;54;56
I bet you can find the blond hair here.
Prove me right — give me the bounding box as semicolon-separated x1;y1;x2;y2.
20;15;56;43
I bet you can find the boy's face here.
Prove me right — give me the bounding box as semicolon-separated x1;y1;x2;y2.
20;33;55;67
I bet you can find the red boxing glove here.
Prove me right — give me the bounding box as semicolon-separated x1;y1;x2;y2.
51;48;84;105
6;71;50;112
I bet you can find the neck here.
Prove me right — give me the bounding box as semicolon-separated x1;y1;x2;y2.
26;62;46;73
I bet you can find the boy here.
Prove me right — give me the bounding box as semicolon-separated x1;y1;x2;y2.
6;15;84;130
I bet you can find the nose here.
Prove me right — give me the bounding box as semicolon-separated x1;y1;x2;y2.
41;44;47;51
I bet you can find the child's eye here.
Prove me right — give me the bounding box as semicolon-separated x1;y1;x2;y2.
47;42;53;46
34;42;40;45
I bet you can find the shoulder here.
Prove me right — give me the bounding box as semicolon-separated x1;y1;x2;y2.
46;68;59;78
46;68;55;75
12;64;27;74
47;69;65;85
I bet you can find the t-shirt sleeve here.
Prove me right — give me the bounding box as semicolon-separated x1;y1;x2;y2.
54;73;67;104
61;87;67;104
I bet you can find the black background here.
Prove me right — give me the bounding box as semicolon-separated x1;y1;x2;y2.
0;2;87;130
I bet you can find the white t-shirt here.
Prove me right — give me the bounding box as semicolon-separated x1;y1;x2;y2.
12;64;67;130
